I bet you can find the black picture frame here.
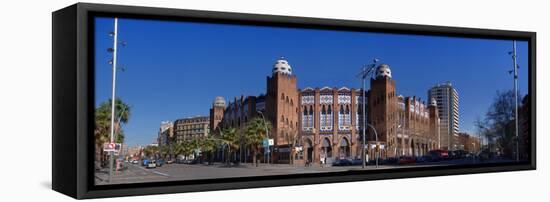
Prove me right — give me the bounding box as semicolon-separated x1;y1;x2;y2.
52;3;536;199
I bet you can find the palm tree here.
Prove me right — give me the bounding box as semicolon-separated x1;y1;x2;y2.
94;104;111;169
176;140;194;161
160;144;171;160
244;118;272;166
221;127;239;165
199;136;217;165
143;145;158;159
93;98;131;169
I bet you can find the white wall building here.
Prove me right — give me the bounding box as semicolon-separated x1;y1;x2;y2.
428;82;460;150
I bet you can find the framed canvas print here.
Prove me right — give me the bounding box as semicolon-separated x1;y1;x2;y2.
52;3;536;199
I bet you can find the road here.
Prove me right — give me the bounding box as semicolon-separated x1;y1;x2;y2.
95;158;514;185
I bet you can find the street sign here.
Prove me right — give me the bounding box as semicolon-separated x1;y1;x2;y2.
268;139;274;146
103;143;121;152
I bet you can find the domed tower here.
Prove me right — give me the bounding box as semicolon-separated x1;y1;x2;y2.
210;96;226;135
213;96;226;108
265;57;299;163
375;64;392;79
367;64;397;158
272;57;292;75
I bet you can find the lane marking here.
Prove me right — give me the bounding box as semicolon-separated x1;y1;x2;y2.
130;163;171;177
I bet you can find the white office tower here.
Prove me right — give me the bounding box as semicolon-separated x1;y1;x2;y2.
428;82;460;151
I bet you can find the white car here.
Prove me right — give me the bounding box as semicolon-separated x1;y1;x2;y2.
131;160;139;164
146;162;157;169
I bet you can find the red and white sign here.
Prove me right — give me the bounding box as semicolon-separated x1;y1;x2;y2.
103;142;119;152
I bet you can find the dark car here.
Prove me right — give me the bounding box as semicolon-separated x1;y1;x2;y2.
398;156;416;164
382;157;399;165
332;159;353;166
156;159;165;167
351;158;364;166
177;158;198;164
450;150;468;159
416;155;433;163
429;149;448;161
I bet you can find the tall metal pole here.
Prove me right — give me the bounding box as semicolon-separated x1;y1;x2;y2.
361;67;367;169
369;123;378;168
108;18;119;183
258;111;269;165
512;40;519;162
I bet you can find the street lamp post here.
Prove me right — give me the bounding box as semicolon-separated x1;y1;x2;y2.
107;18;119;183
367;123;379;168
357;58;379;169
472;142;476;163
510;40;520;162
257;111;270;165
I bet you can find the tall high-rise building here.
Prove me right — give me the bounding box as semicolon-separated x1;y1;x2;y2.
428;82;460;151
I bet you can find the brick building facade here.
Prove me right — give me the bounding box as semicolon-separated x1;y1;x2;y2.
210;58;441;165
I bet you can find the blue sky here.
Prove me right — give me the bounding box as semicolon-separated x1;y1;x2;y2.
94;17;528;147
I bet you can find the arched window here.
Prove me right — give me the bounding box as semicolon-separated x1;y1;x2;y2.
340;137;350;158
321;105;333;131
322;138;332;158
281;93;285;100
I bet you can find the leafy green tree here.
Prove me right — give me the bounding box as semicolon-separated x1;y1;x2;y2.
244;118;272;166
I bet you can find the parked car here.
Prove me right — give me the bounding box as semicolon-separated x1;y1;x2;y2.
131;160;139;164
351;158;364;166
332;159;353;166
142;159;150;167
146;161;156;169
398;156;416;164
449;150;468;159
429;149;449;161
416;155;433;163
176;158;198;164
166;160;175;164
156;159;165;167
382;157;399;165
